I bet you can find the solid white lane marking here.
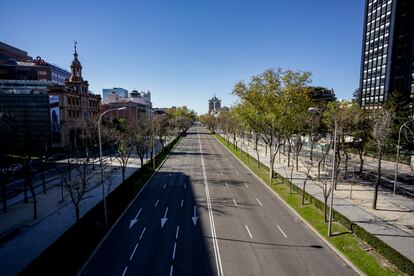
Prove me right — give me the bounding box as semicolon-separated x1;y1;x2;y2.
256;198;263;206
172;242;177;260
197;127;224;276
277;225;288;238
225;182;228;188
154;199;159;207
139;227;146;240
245;225;253;238
161;207;169;228
169;265;174;276
163;183;167;190
176;226;180;239
129;242;139;260
180;199;184;208
122;266;128;276
232;198;238;207
244;182;249;188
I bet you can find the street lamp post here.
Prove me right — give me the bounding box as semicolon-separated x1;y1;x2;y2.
393;119;414;195
151;110;155;170
98;107;126;227
309;107;337;237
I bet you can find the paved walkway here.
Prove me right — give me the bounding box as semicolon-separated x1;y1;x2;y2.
219;133;414;266
0;138;174;276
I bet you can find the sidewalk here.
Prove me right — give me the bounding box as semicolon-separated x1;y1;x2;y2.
219;133;414;266
0;138;173;276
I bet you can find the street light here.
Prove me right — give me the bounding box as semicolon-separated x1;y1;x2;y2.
309;107;337;237
393;119;414;195
98;107;126;226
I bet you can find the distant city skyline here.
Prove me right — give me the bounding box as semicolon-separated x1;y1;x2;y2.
1;0;365;114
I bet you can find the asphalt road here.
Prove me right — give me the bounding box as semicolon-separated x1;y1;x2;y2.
81;126;354;276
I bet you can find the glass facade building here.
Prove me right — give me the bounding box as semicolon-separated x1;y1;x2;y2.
359;0;414;112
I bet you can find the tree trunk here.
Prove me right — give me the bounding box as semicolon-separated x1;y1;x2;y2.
28;177;37;220
359;151;364;175
41;166;46;194
122;167;126;182
310;138;314;162
324;192;328;222
140;156;144;167
23;177;29;203
75;205;80;221
269;143;274;185
1;176;7;213
373;152;382;210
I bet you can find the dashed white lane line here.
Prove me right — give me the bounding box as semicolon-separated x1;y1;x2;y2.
245;225;253;238
172;242;177;260
184;183;187;189
236;171;239;175
129;242;139;260
225;182;229;188
169;265;174;276
176;226;180;239
139;227;146;240
277;225;288;238
163;183;167;190
256;198;263;206
180;199;184;208
122;266;128;276
232;198;238;207
154;199;159;207
220;171;223;175
244;182;249;188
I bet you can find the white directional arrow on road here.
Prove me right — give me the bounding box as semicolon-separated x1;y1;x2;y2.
192;205;198;226
129;208;142;229
161;207;169;228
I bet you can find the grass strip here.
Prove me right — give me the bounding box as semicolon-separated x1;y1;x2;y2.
20;135;182;276
213;133;406;276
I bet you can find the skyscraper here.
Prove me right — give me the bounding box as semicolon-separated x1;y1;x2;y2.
359;0;414;112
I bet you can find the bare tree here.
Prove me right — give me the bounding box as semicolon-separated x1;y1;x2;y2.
61;160;97;221
115;129;135;182
135;115;152;167
371;109;394;209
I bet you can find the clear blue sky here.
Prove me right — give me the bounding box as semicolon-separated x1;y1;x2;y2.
1;0;364;114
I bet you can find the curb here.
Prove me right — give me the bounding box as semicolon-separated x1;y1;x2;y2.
213;133;364;276
77;135;182;276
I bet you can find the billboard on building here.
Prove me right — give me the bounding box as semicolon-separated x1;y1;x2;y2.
49;95;61;142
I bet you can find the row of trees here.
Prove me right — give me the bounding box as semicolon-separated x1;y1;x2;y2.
0;106;196;221
200;67;413;210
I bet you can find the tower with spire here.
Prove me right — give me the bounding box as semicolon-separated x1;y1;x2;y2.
70;41;83;82
65;41;89;96
208;94;221;114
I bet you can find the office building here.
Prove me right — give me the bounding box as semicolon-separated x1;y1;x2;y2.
0;41;71;85
102;87;128;102
359;0;414;112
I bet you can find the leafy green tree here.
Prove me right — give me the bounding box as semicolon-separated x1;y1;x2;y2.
233;68;312;185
